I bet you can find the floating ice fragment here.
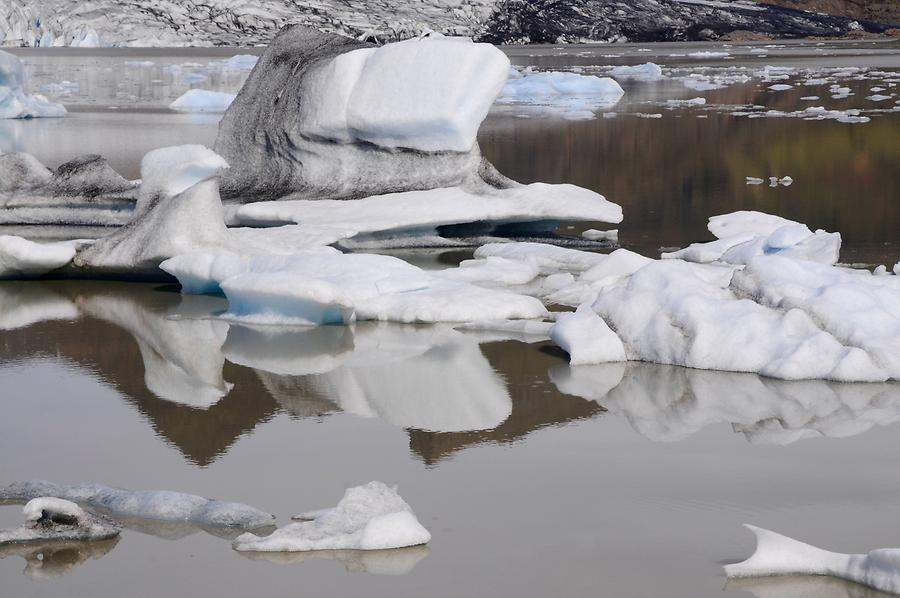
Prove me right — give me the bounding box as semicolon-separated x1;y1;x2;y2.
666;97;706;106
866;94;893;102
0;481;275;529
767;84;793;91
0;236;87;278
726;525;900;595
498;68;624;118
746;177;765;185
0;51;66;118
0;498;120;545
169;89;236;113
607;62;663;79
582;229;618;241
688;51;730;58
233;482;430;552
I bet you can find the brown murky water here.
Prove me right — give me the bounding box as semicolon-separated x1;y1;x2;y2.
1;40;900;598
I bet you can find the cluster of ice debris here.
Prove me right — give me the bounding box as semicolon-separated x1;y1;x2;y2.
726;525;900;596
0;481;430;559
0;50;65;119
1;27;898;387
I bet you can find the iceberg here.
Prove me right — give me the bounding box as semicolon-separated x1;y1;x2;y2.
169;89;236;113
550;304;625;365
0;497;120;545
0;50;66;119
497;67;625;118
726;525;900;595
607;62;663;79
215;26;512;200
0;481;275;530
233;482;430;552
0;236;87;278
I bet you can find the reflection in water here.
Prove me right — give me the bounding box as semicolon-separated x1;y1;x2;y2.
2;281;900;471
552;362;900;444
0;537;120;579
726;575;899;598
0;280;601;465
238;544;430;576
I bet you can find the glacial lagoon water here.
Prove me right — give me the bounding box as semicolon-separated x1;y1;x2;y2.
1;40;900;598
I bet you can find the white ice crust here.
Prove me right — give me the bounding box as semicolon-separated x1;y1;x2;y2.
233;481;430;552
298;36;510;152
23;497;87;522
0;50;66;119
0;236;86;278
726;525;900;595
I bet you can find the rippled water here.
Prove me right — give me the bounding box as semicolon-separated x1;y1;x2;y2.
1;40;900;598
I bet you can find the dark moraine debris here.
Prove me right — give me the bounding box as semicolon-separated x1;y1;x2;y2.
51;154;137;198
478;0;894;44
215;25;512;202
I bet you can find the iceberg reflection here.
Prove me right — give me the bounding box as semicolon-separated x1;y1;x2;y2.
0;536;119;579
552;362;900;444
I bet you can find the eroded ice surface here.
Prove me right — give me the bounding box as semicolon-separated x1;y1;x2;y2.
0;50;66;119
233;482;430;552
0;498;120;545
0;481;275;529
726;525;900;595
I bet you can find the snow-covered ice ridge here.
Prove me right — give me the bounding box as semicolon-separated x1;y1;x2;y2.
726;525;900;595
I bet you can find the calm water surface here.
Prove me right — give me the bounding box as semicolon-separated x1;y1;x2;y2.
1;40;900;598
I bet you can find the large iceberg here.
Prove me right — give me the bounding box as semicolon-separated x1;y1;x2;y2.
726;525;900;595
233;482;430;552
0;50;66;119
215;27;513;200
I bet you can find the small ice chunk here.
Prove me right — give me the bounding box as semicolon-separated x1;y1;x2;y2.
667;97;707;106
768;84;793;91
688;51;730;58
497;68;625;118
607;62;663;79
233;482;430;552
169;89;236;113
726;525;900;595
866;94;893;102
582;229;618;242
746;177;764;185
550;304;626;365
0;497;120;545
0;236;84;278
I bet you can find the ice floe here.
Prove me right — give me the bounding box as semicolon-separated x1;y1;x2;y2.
607;62;663;80
169;89;236;113
0;481;275;529
0;51;66;119
550;304;625;365
497;67;624;119
726;525;900;595
233;482;430;552
0;498;120;545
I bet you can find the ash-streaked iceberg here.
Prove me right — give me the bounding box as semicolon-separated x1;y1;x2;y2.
233;482;430;552
0;481;275;530
726;525;900;595
215;26;512;201
0;50;66;119
0;497;120;545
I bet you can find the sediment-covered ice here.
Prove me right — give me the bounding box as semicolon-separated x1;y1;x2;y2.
0;50;66;119
169;89;236;113
497;67;625;118
0;481;275;529
233;482;430;552
0;498;120;545
726;525;900;595
215;26;512;200
73;145;230;271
